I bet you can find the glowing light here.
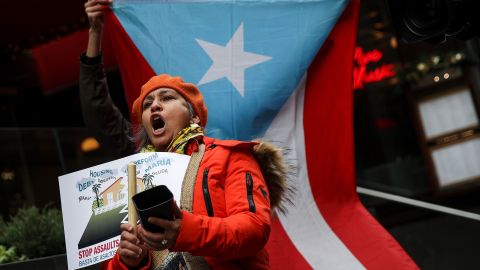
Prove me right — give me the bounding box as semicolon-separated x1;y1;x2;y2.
373;22;385;30
431;56;440;65
81;137;100;153
417;62;426;71
443;73;450;79
354;47;382;66
373;31;385;40
1;169;15;182
433;76;440;82
390;37;398;49
368;11;379;19
353;47;397;90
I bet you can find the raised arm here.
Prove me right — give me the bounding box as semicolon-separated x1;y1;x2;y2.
85;0;111;57
80;0;135;156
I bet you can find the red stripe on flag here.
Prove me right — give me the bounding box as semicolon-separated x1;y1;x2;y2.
266;217;312;270
104;10;156;115
303;1;418;269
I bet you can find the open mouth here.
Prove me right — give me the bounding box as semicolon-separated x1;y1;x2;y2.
152;116;165;132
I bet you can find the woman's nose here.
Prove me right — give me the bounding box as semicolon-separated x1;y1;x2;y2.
150;99;162;112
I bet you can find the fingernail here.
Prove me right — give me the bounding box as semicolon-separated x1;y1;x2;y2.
138;249;142;257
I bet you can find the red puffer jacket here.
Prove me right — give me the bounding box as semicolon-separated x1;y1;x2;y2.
104;136;276;269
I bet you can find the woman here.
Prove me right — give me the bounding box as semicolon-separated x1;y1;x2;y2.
81;1;288;269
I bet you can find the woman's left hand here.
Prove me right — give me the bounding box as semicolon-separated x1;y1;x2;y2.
138;204;182;250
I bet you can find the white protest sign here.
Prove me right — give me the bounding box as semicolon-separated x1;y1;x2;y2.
58;152;190;269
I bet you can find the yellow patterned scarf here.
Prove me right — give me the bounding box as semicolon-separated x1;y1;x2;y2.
141;123;204;154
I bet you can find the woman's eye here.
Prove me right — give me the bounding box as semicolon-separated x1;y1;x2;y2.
142;102;152;110
162;95;174;101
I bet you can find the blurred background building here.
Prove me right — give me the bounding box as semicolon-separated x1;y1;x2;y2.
0;0;479;269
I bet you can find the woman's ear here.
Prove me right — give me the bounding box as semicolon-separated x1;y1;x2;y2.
190;115;200;125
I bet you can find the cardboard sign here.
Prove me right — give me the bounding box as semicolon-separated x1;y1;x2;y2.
58;152;190;269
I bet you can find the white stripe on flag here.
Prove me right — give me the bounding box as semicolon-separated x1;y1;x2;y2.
263;75;365;269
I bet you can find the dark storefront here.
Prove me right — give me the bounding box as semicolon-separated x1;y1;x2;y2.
354;1;480;269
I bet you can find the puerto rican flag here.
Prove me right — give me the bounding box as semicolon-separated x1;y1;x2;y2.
104;0;418;269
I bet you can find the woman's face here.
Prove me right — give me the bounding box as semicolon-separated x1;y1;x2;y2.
141;88;198;151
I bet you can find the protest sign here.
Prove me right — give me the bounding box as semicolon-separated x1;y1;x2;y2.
58;152;190;269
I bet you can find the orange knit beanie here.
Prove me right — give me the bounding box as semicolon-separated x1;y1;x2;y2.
132;74;208;127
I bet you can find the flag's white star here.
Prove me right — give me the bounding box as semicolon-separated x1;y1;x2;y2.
196;23;271;97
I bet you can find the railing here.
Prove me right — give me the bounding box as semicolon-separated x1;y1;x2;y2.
357;186;480;221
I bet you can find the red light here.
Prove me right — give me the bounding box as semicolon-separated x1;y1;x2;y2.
353;47;396;90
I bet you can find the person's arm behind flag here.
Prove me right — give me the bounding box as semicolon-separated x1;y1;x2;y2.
80;0;135;156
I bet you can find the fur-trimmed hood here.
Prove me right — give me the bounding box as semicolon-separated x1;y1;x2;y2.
252;140;293;214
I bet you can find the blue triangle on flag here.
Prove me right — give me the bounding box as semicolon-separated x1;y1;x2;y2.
113;0;348;140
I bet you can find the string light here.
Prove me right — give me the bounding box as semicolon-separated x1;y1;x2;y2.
408;51;465;83
417;62;426;71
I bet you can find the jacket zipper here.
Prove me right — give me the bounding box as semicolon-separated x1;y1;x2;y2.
202;168;214;217
246;172;256;213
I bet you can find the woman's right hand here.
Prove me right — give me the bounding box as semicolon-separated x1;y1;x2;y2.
117;223;149;268
84;0;112;33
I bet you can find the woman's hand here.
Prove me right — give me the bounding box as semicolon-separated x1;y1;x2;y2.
84;0;112;57
84;0;112;32
117;223;149;268
138;204;183;250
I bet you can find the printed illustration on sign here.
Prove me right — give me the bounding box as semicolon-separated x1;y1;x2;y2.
78;176;145;249
77;155;172;249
